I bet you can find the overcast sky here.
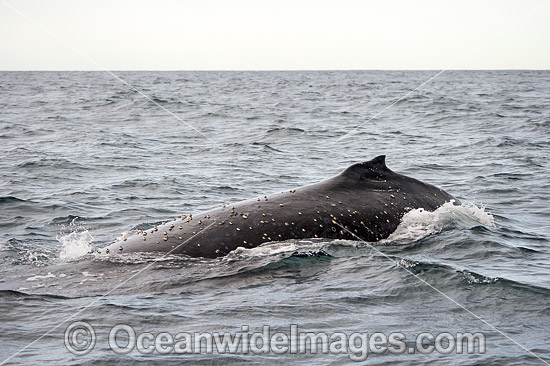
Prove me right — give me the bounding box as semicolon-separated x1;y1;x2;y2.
1;0;549;70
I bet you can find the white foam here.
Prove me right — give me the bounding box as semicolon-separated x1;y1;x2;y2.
462;270;499;284
228;238;331;259
58;229;93;261
382;201;494;244
26;272;56;281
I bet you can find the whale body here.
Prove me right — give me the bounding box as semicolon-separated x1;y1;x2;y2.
102;156;458;258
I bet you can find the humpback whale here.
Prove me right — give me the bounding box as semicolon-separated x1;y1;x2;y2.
102;156;458;258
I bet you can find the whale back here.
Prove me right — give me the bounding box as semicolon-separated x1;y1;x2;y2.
102;155;459;257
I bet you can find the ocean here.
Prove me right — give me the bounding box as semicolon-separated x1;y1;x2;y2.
0;70;549;365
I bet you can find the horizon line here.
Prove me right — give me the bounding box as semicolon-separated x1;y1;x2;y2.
1;68;549;72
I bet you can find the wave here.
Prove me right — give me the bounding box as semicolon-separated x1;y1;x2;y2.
0;289;70;300
16;158;85;170
265;127;305;133
50;215;83;226
0;196;29;205
251;142;283;152
398;257;550;295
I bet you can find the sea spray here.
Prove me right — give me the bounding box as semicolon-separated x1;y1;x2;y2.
57;219;93;260
383;201;494;244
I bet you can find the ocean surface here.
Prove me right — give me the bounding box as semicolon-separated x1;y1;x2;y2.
0;70;549;365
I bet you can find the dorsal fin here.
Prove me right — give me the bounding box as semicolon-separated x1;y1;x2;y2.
368;155;387;167
340;155;391;181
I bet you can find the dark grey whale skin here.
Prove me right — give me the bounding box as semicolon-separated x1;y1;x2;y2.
102;156;458;258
